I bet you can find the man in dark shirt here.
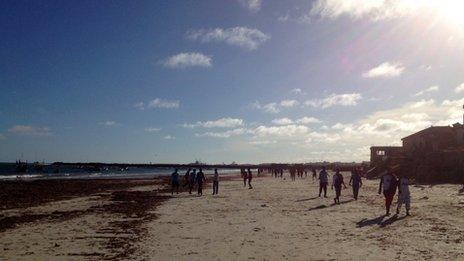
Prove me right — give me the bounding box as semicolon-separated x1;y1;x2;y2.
170;169;180;195
196;168;206;196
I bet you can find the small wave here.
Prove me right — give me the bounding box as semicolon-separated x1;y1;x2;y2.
0;174;44;180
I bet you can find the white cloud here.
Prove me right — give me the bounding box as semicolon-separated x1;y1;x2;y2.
196;128;247;138
306;131;342;143
262;103;280;113
144;127;161;133
409;99;435;108
134;102;145;110
164;135;175;140
420;65;432;71
290;88;304;95
8;125;52;136
272;117;321;126
415;85;439;96
296;117;321;124
356;97;464;138
308;0;439;21
100;121;117;127
238;0;262;12
331;123;353;130
252;99;303;114
183;117;244;129
272;118;294;125
249;140;277;145
362;62;404;78
163;52;212;68
187;27;270;50
253;125;310;138
280;99;299;108
251;101;280;114
401;113;430;121
310;0;386;20
305;93;362;109
181;123;196;129
455;82;464;93
278;14;290;22
245;96;464;161
148;98;180;109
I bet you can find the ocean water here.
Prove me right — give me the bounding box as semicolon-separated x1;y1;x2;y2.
0;163;242;181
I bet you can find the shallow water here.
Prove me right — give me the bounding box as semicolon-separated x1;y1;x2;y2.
0;163;242;180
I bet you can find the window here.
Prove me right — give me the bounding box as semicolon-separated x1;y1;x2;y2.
376;150;386;156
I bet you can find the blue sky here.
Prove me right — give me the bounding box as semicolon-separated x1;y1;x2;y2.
1;0;464;163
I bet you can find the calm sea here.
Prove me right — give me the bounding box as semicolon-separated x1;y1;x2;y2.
0;163;242;181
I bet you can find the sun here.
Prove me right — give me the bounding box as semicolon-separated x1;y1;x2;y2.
432;0;464;27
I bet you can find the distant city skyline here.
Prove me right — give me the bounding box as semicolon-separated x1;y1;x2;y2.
1;0;464;163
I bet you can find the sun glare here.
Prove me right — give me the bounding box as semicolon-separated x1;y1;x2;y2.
437;0;464;27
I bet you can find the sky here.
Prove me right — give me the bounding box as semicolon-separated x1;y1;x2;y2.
1;0;464;164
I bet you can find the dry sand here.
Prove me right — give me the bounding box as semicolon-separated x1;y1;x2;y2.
139;174;464;260
1;173;464;260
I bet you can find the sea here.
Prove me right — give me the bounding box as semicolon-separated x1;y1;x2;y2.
0;163;242;181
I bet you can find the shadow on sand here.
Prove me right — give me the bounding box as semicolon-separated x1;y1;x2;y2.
306;199;354;211
329;199;354;207
296;197;319;202
357;214;407;228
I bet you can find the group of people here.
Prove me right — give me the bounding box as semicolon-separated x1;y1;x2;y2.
170;165;411;216
378;168;411;216
270;167;321;180
316;166;410;216
170;168;219;196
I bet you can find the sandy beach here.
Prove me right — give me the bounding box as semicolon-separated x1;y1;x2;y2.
1;173;464;260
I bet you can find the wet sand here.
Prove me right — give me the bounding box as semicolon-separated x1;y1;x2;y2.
1;174;464;260
0;178;171;259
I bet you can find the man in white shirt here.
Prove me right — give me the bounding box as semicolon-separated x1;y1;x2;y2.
396;176;411;216
318;166;329;197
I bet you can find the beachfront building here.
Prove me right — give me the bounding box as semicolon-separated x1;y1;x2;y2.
370;146;404;166
369;123;464;182
402;123;464;157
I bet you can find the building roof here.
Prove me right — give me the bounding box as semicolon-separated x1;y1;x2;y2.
401;123;464;141
370;146;403;149
401;126;452;141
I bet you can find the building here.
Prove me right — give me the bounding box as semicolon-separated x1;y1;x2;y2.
402;123;464;157
370;146;404;166
369;123;464;182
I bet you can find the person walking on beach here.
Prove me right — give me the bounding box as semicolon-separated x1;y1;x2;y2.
349;168;363;200
241;168;247;187
378;168;398;216
318;166;329;197
196;168;206;196
170;169;180;195
312;168;317;180
189;169;197;194
247;168;253;189
212;168;219;195
397;175;411;216
332;168;347;204
280;169;283;179
183;168;191;188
